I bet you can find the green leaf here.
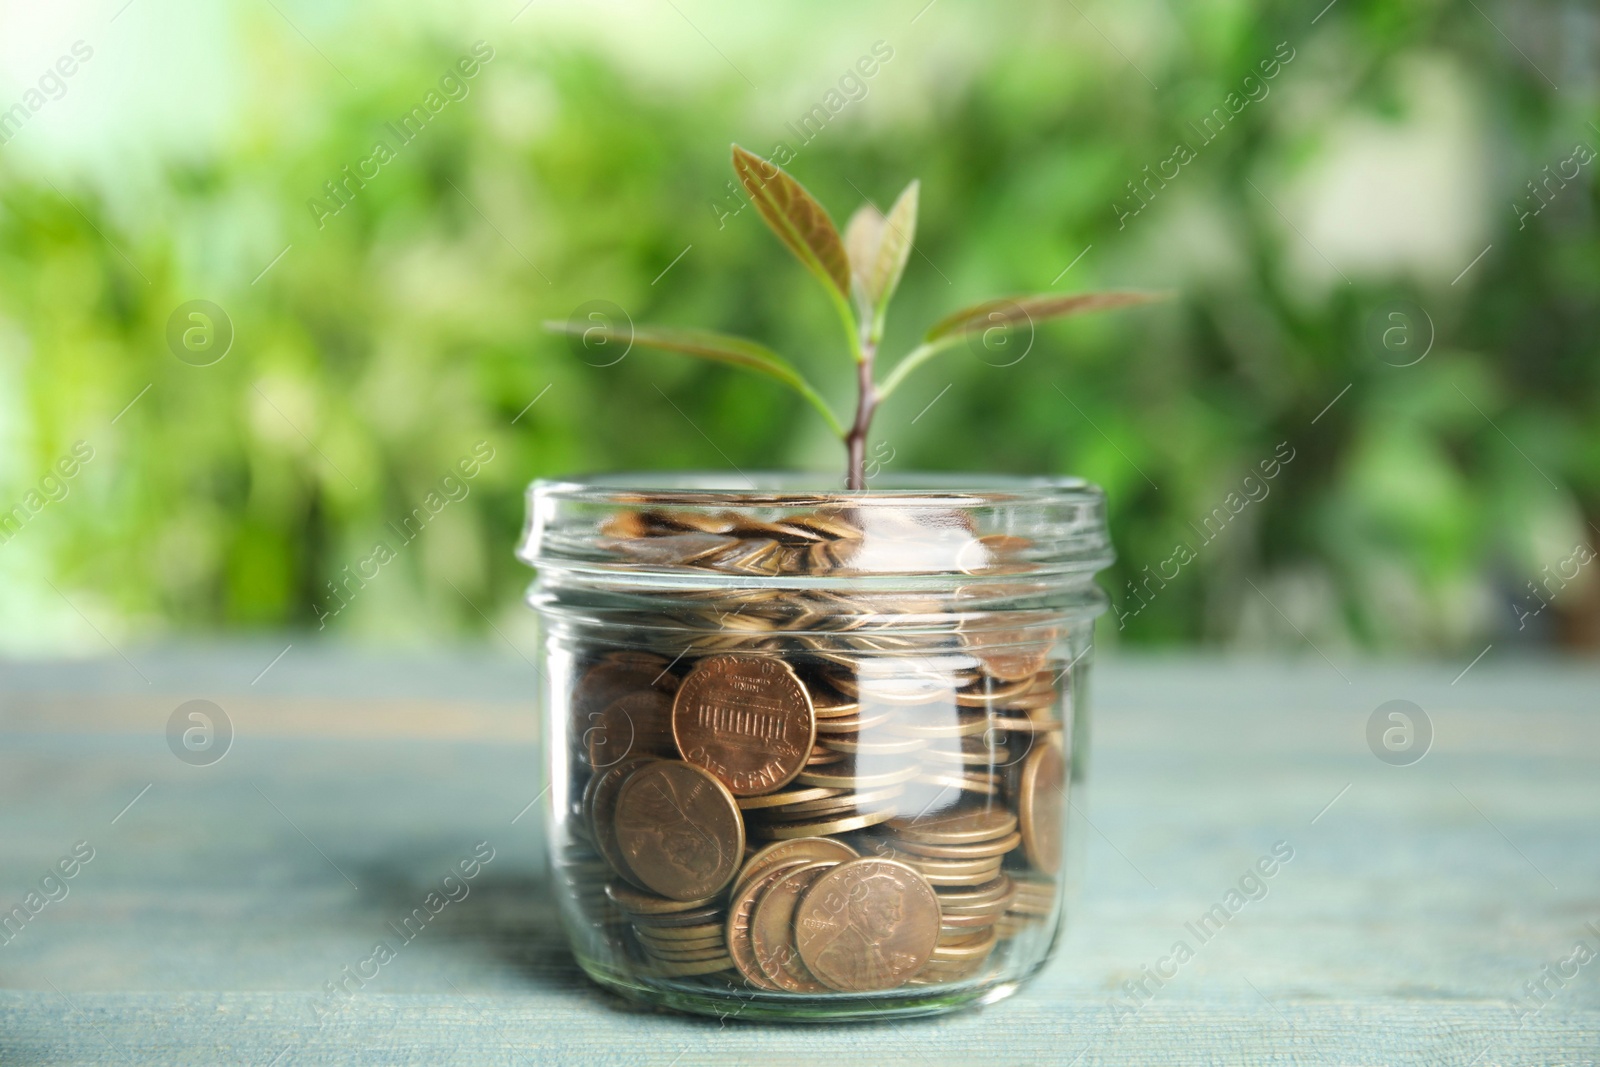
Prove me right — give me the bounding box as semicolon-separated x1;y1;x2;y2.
843;180;919;339
541;320;844;437
925;290;1168;342
732;145;852;306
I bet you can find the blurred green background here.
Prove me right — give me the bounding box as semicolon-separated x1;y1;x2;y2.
1;0;1595;656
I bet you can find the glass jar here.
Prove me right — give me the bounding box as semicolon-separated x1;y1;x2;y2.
518;473;1113;1021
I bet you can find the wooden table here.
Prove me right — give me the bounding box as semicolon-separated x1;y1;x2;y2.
2;646;1596;1064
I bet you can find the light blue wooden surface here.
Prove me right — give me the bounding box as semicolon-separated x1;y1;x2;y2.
1;645;1597;1065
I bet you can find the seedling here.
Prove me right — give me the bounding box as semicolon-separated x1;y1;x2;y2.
547;145;1164;489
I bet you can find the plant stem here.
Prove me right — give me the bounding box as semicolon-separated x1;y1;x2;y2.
846;339;877;490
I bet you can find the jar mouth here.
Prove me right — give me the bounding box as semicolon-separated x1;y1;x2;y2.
531;471;1100;509
520;472;1114;593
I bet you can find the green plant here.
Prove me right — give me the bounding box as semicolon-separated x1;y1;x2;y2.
546;146;1165;488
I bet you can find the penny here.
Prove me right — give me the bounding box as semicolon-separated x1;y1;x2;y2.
891;714;992;739
672;655;816;796
934;876;1014;908
794;859;941;992
1018;739;1065;874
586;689;676;771
883;851;1002;880
587;757;655;886
913;770;998;796
628;905;726;929
962;627;1053;683
930;927;998;962
632;920;725;942
796;763;920;790
635;930;725;951
952;677;1033;707
752;862;837;993
749;808;897;840
757;783;903;819
893;830;1021;860
888;804;1017;846
819;734;927;757
733;837;860;899
641;954;734;977
614;761;744;900
605;881;718;915
736;785;843;811
726;859;810;990
645;944;730;963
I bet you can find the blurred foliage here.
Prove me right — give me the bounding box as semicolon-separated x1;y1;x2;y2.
0;0;1596;654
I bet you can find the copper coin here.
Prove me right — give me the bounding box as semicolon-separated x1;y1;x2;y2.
751;862;837;993
736;785;843;811
614;761;744;900
750;808;897;841
888;804;1017;845
726;859;810;991
586;689;676;770
645;944;730;963
796;763;920;790
967;630;1053;683
641;954;734;977
605;880;718;915
672;655;816;796
894;830;1021;860
587;757;654;886
1018;739;1065;874
733;837;860;898
629;920;724;942
793;859;941;992
628;904;725;928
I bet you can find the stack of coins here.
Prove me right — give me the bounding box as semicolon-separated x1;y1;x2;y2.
557;505;1074;994
607;881;732;977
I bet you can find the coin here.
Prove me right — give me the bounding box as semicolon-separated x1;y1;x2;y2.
930;927;997;963
644;944;730;963
629;920;724;942
1017;739;1064;874
752;862;837;993
628;904;726;929
605;881;718;915
726;859;810;990
586;689;676;770
588;757;655;886
641;954;734;977
749;808;897;840
818;735;927;757
893;830;1021;860
672;655;816;796
736;785;843;811
793;859;941;992
733;837;860;898
614;761;744;900
888;804;1017;845
965;628;1053;682
796;763;920;790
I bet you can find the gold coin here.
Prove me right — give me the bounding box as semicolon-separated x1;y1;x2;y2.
749;808;897;840
605;881;718;915
888;804;1017;846
736;785;843;811
796;763;920;790
1018;739;1065;874
614;761;744;901
733;837;860;899
672;655;816;796
751;861;837;993
587;757;655;886
893;830;1021;860
793;859;941;992
725;859;810;991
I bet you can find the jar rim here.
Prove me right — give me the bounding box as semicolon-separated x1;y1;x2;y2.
530;471;1102;508
520;471;1114;586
